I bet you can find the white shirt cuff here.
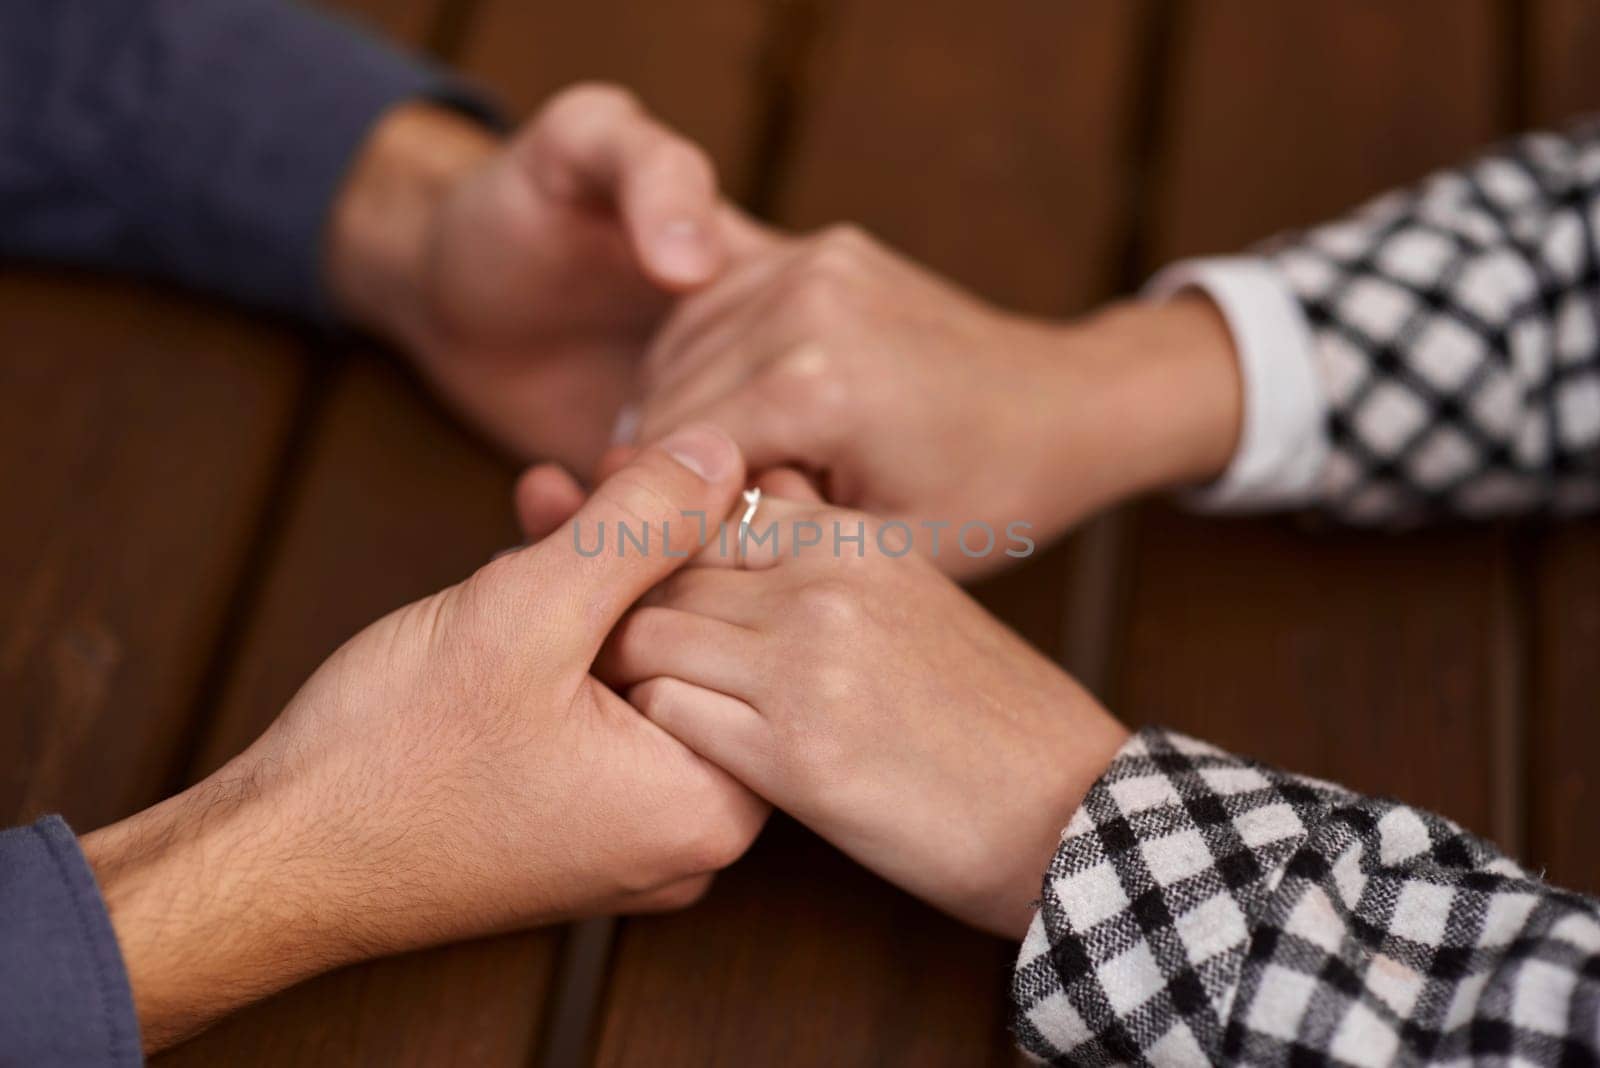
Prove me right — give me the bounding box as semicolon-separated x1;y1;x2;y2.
1145;256;1328;511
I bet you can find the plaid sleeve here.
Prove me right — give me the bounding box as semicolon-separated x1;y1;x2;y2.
1011;727;1600;1065
1271;123;1600;523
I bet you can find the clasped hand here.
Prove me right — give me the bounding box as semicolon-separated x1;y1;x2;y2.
518;463;1128;942
87;80;1212;1051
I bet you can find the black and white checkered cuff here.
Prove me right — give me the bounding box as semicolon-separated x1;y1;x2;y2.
1010;727;1600;1065
1013;728;1347;1062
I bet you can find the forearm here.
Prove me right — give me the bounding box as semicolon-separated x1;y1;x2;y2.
79;773;347;1052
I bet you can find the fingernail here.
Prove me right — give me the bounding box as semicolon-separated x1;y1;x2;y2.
654;219;713;283
611;404;640;445
662;424;734;482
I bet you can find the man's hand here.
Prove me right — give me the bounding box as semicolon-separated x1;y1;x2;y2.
580;473;1130;940
327;85;756;471
80;426;765;1052
624;225;1243;577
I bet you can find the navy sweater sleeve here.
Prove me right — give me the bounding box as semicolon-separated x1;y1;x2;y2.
0;817;141;1067
0;0;498;321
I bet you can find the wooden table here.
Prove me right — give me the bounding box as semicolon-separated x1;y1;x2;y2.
4;2;1598;1064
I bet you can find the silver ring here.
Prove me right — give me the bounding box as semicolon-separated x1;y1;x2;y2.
738;487;762;546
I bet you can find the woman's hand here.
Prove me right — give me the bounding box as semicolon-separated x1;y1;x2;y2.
82;426;765;1051
620;225;1242;577
587;474;1130;939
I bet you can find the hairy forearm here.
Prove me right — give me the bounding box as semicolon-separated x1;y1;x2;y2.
79;774;340;1052
325;102;500;346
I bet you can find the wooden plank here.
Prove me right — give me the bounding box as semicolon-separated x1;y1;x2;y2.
594;2;1152;1064
178;353;521;785
453;0;772;197
1526;521;1600;894
596;818;1014;1068
1526;0;1600;126
1153;0;1506;259
1117;0;1513;840
1117;510;1508;825
1521;0;1600;895
0;274;304;830
774;0;1144;316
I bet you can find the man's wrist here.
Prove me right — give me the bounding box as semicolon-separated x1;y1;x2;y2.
80;776;340;1051
325;102;499;344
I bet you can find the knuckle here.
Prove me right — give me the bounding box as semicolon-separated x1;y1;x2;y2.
673;796;759;875
796;577;864;632
766;345;850;419
820;222;870;254
687;820;750;873
793;226;866;283
552;82;638;121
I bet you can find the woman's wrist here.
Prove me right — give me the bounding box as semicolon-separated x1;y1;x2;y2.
325;102;499;345
1026;295;1243;528
996;698;1130;941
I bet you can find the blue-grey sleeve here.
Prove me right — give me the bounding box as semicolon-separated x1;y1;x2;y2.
0;816;141;1067
0;0;500;321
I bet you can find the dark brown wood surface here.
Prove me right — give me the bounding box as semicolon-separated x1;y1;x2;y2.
0;277;304;830
1115;0;1514;846
1523;0;1600;897
0;1;1592;1065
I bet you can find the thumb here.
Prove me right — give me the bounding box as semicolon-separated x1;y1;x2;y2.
518;84;725;290
519;424;744;657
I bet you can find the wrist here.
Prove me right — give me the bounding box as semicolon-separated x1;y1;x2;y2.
80;773;345;1051
997;697;1130;941
1028;296;1242;526
326;101;499;343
